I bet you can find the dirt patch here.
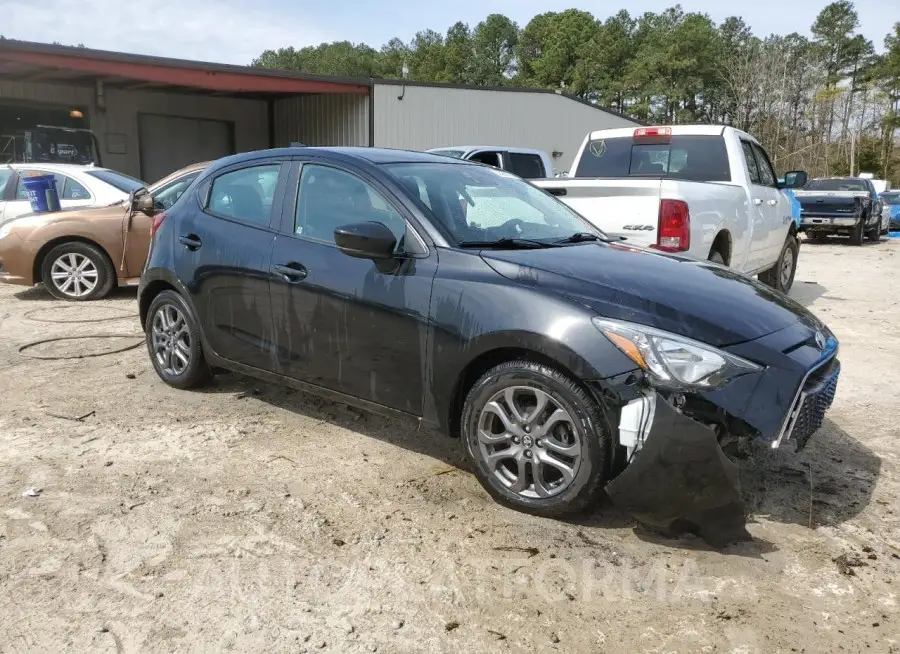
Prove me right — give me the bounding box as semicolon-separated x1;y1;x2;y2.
1;239;899;652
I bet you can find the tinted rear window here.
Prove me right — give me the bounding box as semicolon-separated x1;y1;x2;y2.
574;135;731;182
507;152;546;179
85;169;148;193
804;178;868;192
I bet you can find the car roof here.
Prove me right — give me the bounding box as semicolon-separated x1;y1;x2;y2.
428;146;548;155
208;147;472;172
5;162;108;173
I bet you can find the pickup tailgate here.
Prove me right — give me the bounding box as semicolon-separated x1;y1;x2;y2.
793;190;866;216
533;178;662;246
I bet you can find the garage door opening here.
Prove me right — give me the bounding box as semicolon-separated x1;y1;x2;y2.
0;100;91;164
138;113;235;182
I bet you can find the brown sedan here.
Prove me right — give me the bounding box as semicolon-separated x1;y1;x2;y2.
0;162;207;301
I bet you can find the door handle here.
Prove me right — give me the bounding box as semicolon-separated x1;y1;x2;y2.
767;199;778;206
752;198;763;206
178;234;202;250
273;262;308;282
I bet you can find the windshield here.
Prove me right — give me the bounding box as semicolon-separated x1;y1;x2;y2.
429;149;467;160
804;178;868;192
384;162;604;244
85;169;147;194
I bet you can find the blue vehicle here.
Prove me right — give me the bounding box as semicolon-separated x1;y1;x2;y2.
777;177;802;229
881;191;900;231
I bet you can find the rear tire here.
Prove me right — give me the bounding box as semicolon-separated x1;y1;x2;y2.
461;360;609;518
759;235;799;293
41;242;115;301
145;290;212;390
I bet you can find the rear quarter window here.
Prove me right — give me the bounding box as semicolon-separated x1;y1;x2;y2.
507;153;546;179
574;135;731;182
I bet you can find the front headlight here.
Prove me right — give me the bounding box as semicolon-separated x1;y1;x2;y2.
592;318;763;390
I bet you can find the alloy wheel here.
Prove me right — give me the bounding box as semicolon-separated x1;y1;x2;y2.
475;386;582;499
780;246;794;288
50;253;98;298
151;303;192;376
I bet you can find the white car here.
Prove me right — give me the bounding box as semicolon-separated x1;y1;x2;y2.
533;125;808;293
0;163;147;223
426;146;555;179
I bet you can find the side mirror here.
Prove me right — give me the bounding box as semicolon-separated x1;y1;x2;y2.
334;221;397;260
132;189;155;215
781;171;808;189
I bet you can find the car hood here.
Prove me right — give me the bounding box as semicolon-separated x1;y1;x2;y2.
480;243;810;346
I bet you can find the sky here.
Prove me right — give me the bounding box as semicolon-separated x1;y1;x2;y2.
1;0;892;65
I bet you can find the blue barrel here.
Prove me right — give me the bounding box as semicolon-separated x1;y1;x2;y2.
22;175;61;213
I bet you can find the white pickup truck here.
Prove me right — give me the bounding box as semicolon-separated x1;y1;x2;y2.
533;125;808;292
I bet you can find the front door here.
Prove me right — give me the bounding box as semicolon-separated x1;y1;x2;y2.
739;140;777;272
174;160;287;371
269;161;436;415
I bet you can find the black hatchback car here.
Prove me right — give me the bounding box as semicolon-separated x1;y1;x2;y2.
139;147;840;545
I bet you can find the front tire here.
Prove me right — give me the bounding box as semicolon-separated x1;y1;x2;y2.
146;290;212;390
759;235;799;293
461;360;609;518
849;218;864;245
41;242;115;301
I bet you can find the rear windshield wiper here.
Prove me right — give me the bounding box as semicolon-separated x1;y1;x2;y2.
458;238;559;250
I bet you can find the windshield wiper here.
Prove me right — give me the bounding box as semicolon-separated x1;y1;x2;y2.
555;232;627;244
458;238;558;250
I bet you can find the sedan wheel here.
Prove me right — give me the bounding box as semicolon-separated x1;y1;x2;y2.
462;360;609;518
476;386;582;499
41;242;115;301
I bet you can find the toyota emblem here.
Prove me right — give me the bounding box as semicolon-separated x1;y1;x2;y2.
814;331;826;350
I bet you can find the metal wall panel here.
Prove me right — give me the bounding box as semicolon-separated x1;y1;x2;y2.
372;84;638;174
0;80;268;179
273;93;369;147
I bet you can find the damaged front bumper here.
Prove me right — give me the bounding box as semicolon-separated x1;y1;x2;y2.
603;322;841;547
606;392;750;547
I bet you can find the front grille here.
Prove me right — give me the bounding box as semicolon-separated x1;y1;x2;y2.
784;358;840;450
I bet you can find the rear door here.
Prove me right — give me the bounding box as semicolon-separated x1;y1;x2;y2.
749;142;789;261
124;169;203;278
174;159;288;371
738;140;773;271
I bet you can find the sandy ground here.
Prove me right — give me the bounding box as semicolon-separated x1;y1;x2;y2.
1;237;899;654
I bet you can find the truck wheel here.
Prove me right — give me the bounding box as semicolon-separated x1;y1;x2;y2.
849;218;864;245
461;360;609;518
759;235;799;293
867;226;881;242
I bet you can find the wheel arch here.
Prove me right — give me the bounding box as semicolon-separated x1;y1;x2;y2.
709;229;732;265
444;341;622;440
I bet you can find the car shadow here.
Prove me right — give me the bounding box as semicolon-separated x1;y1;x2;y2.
738;418;881;530
789;280;826;307
13;285;137;302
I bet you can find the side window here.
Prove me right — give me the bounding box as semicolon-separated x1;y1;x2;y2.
58;175;91;200
740;141;761;186
0;169;13;197
207;164;280;226
14;170;43;200
153;172;200;210
751;143;776;187
294;165;406;249
508;153;546;179
469;151;502;168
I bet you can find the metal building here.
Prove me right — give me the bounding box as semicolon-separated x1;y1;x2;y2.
0;40;638;181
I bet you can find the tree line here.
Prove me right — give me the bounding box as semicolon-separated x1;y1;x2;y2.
254;2;900;183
